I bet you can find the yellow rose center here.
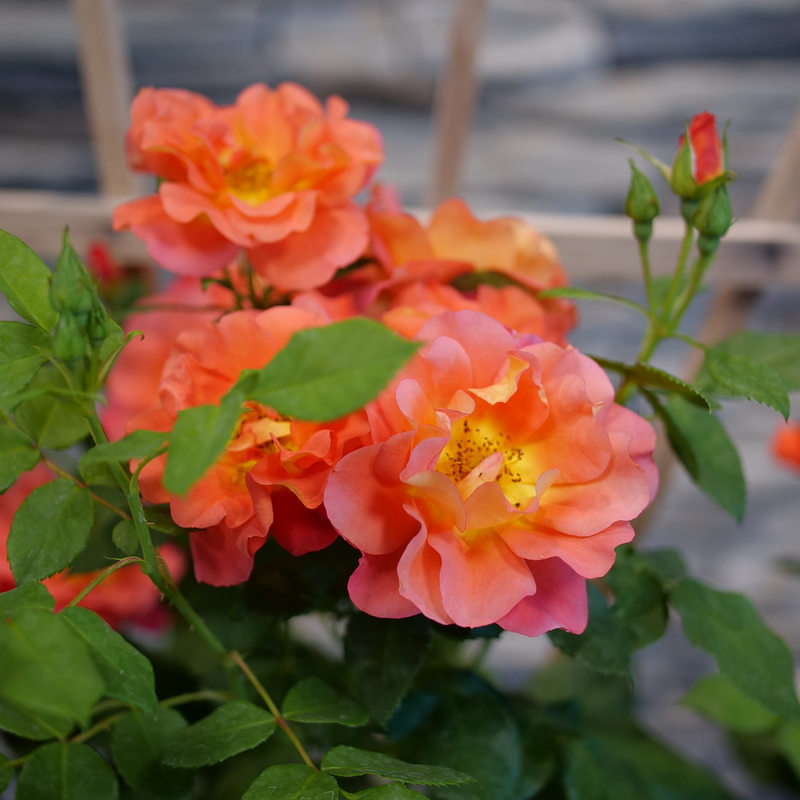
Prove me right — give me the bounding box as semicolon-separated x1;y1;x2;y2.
224;154;274;206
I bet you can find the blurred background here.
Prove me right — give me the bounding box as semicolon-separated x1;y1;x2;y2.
1;1;800;798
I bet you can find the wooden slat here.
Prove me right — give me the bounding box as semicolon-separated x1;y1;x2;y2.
69;0;142;197
428;0;487;205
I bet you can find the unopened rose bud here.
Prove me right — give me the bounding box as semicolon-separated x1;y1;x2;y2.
624;161;660;241
694;184;732;244
87;301;108;346
670;112;725;200
54;313;86;365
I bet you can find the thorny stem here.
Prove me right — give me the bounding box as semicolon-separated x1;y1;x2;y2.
230;651;317;770
41;457;132;520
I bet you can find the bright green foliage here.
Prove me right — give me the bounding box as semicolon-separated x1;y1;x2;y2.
0;321;51;398
15;742;119;800
0;608;104;725
60;607;158;712
564;735;736;800
250;317;419;421
243;764;339;800
0;581;55;614
112;518;140;555
162;700;277;767
704;347;790;419
682;674;777;734
80;429;170;470
344;614;431;725
354;786;428;799
111;707;193;799
15;367;89;449
549;584;632;678
281;676;368;726
656;394;746;522
7;478;93;583
538;287;649;318
322;746;475;786
0;425;39;492
697;330;800;392
0;696;72;741
0;229;58;330
671;579;800;722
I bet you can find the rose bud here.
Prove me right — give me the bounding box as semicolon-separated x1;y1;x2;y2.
54;312;86;365
670;112;725;201
693;184;733;255
624;160;660;241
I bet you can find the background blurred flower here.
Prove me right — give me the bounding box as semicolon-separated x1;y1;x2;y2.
773;420;800;473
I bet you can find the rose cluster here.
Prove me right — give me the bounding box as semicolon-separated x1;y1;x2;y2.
6;83;660;636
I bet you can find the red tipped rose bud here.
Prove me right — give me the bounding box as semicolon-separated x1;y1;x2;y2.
670;112;725;200
624;160;660;241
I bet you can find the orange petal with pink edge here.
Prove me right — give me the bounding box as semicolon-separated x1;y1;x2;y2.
349;548;420;619
428;527;536;628
268;488;338;556
497;558;588;636
190;518;268;586
397;524;453;625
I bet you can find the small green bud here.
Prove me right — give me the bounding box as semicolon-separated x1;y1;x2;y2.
87;302;108;347
624;162;660;231
697;235;720;256
679;198;700;225
693;184;732;241
54;313;86;365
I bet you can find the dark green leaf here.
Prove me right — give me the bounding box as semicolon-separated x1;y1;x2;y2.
0;580;54;615
344;614;431;725
0;752;10;794
549;584;632;678
564;735;736;800
322;746;474;786
696;331;800;392
704;347;790;419
78;457;118;487
0;424;40;492
243;764;339;800
538;287;648;318
639;548;687;586
251;318;419;421
15;742;119;800
777;723;800;780
652;394;746;522
112;519;140;555
0;608;104;724
15;367;89;449
0;696;72;741
450;270;523;292
0;229;57;330
60;606;157;712
163;370;257;495
97;318;124;362
671;578;800;722
508;715;557;800
8;478;93;583
682;674;777;734
282;676;368;726
354;787;428;800
111;707;192;800
0;321;51;398
606;548;668;650
80;429;170;471
162;700;277;768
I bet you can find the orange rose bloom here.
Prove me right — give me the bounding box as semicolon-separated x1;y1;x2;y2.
113;83;383;291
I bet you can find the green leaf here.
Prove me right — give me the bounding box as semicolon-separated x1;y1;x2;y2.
651;394;746;522
696;331;800;392
243;764;339;800
7;478;93;583
162;700;277;768
0;608;104;725
0;321;52;398
548;584;632;678
538;287;649;318
112;519;140;555
0;752;10;794
606;548;668;650
111;707;192;800
0;581;55;615
704;347;790;419
564;735;736;800
354;787;428;800
344;614;431;726
322;746;474;786
282;676;368;726
671;578;800;722
777;722;800;781
15;366;89;450
80;429;170;471
682;674;777;734
0;695;72;741
97;318;124;362
251;318;419;421
0;229;57;330
15;742;119;800
450;270;524;292
0;424;40;492
162;370;257;495
639;548;687;586
60;606;157;713
592;356;720;412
